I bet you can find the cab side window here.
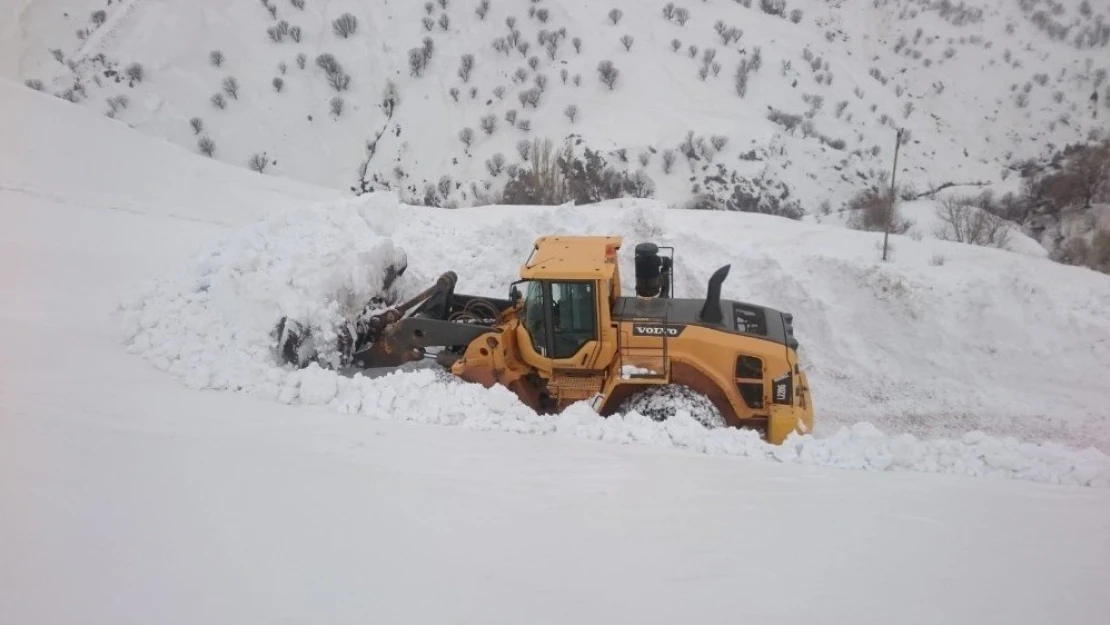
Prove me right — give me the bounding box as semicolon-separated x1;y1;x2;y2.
550;282;596;359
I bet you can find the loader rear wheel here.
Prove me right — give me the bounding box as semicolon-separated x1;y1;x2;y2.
617;384;726;429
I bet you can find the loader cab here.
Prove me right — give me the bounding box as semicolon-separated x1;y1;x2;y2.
512;236;622;373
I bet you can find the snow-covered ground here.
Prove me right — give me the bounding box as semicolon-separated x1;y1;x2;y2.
8;0;1109;213
3;77;1110;624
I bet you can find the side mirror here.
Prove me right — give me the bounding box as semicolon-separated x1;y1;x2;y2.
510;285;522;303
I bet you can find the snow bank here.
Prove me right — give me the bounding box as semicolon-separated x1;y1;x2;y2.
119;193;1110;489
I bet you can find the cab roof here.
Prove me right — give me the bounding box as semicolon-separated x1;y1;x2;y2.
519;235;623;281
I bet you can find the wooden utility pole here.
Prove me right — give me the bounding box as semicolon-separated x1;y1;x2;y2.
882;128;904;262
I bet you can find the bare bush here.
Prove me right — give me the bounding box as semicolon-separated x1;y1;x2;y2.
24;79;44;91
480;114;497;135
297;53;306;69
662;149;676;173
674;7;690;25
330;96;344;117
125;63;144;83
459;127;474;149
620;34;634;51
198;137;215;157
476;0;490;20
760;0;786;18
608;8;623;25
291;0;305;9
222;76;239;99
573;37;582;53
486;152;506;176
210;50;224;67
290;26;301;42
933;197;1012;248
91;10;107;26
458;54;475;82
333;13;358;38
190;117;204;134
211;93;226;109
597;60;619;89
517;139;531;161
845;182;913;234
564;104;578;122
248;153;269;173
790;9;803;24
272;76;284;93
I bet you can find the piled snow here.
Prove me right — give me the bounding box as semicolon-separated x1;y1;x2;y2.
119;192;1110;488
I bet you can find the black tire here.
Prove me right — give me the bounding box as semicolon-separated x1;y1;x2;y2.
617;384;726;429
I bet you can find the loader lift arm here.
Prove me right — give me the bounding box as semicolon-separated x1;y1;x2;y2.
275;271;516;370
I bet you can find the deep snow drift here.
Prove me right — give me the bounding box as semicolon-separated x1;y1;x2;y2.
118;190;1110;488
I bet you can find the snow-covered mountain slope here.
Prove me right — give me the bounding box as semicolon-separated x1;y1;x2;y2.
10;0;1110;213
3;75;1110;625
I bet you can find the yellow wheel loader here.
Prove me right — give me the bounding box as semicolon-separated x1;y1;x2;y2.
274;236;814;443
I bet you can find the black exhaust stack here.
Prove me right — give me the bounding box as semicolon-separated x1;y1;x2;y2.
698;264;730;324
634;242;671;298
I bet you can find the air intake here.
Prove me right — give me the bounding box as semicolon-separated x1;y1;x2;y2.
634;242;669;298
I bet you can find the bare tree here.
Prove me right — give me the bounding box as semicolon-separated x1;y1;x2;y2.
476;0;490;20
505;109;518;125
190;117;204;134
608;8;623;25
934;197;1012;248
564;104;578;122
458;54;475;82
674;7;690;25
573;37;582;53
296;53;306;69
291;0;305;9
210;50;224;67
125;63;144;83
91;10;107;27
330;96;344;117
222;76;239;99
620;35;634;51
486;152;506;176
211;93;226;109
597;60;619;89
449;87;460;102
197;137;215;157
438;13;450;30
290;26;302;42
517;139;531;161
480;114;497;135
493;85;505;99
333;13;358;38
248;153;269;173
459;127;474;149
273;76;284;92
662;149;676;173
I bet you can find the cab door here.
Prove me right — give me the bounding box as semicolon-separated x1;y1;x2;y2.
515;279;607;371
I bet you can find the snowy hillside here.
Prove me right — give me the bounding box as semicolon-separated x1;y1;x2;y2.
4;76;1110;625
9;0;1110;214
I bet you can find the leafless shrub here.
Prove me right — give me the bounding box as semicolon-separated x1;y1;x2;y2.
674;7;690;25
564;104;578;122
438;13;449;30
459;127;474;149
290;0;305;9
759;0;786;18
790;9;803;24
608;8;623;25
125;63;144;82
620;34;634;51
190;117;204;134
210;50;224;67
333;13;358;38
248;153;269;173
24;79;44;91
933;197;1012;248
662;149;676;173
290;26;301;42
211;93;226;109
91;10;107;26
597;60;619;89
476;0;490;20
222;76;239;99
330;96;344;117
505;109;518;125
845;181;913;234
518;87;542;107
458;54;475;82
198;137;215;157
480;114;497;135
296;53;306;69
